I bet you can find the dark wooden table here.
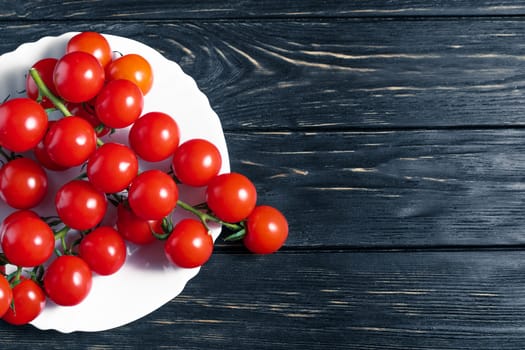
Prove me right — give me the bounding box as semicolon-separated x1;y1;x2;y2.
5;1;525;349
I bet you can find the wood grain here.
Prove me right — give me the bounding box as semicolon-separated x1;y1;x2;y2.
2;250;525;349
224;129;525;248
153;19;525;130
2;1;525;19
0;252;350;349
0;1;357;19
2;20;525;129
168;250;525;350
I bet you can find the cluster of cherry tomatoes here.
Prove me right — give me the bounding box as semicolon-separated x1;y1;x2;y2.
0;32;288;326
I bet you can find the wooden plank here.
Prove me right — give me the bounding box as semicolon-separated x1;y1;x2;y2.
4;250;525;349
331;250;525;349
224;129;525;248
0;252;350;349
1;1;525;19
318;1;525;17
140;250;525;349
0;20;524;129
0;1;356;20
172;19;525;130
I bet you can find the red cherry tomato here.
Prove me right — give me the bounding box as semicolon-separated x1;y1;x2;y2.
164;218;213;268
53;51;105;103
0;275;12;318
87;142;138;193
0;157;48;209
0;98;48;152
34;140;67;171
172;138;222;187
116;202;162;245
206;172;257;223
25;58;58;108
128;170;178;220
0;211;54;267
129;112;180;162
44;116;97;167
55;180;107;230
244;205;288;254
33;121;69;171
2;279;46;325
79;226;127;276
43;255;92;306
1;209;39;228
66;31;112;68
95;79;143;129
106;53;153;95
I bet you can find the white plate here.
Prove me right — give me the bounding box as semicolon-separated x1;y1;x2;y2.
0;32;230;332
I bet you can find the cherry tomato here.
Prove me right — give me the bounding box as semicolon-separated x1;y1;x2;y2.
33;121;68;171
66;31;112;68
79;226;127;276
1;209;39;228
0;157;48;209
2;279;46;325
87;142;138;193
43;255;92;306
0;211;54;267
206;172;257;223
244;205;288;254
44;116;97;168
172;138;222;187
34;140;68;171
129;112;180;162
55;180;107;230
53;51;105;103
95;79;143;129
0;271;13;317
0;98;48;152
106;53;153;95
128;170;178;220
164;218;213;268
25;58;58;108
0;275;12;318
116;202;162;245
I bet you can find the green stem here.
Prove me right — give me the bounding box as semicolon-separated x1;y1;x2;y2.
176;199;243;232
9;266;23;287
29;68;72;117
54;225;70;241
54;225;71;254
223;228;246;242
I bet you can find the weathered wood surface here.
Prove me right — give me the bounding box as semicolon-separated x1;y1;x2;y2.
227;129;525;248
0;252;350;349
2;20;525;129
1;0;525;349
2;1;525;19
3;251;525;349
